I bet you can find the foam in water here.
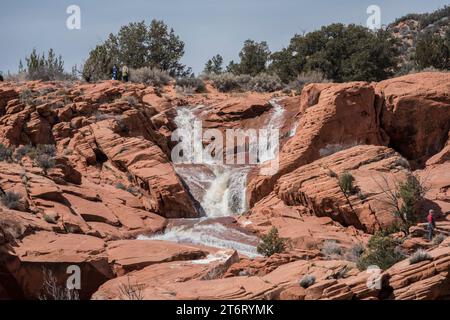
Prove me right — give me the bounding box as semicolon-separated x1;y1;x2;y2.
139;223;261;258
289;123;299;137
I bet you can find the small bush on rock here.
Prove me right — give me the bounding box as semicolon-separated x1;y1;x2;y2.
432;234;446;245
129;67;172;86
248;73;283;92
299;275;316;289
115;182;126;190
35;154;56;174
0;191;22;210
210;73;252;92
339;171;356;196
345;243;366;262
287;71;330;94
14;145;34;162
19;89;38;105
357;234;404;271
0;144;14;162
321;240;343;259
409;249;432;264
257;227;285;257
175;77;207;93
120;96;139;106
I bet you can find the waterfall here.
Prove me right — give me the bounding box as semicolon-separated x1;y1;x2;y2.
173;107;250;217
258;99;285;164
142;102;286;258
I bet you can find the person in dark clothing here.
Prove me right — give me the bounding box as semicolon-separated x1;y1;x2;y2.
0;72;4;82
112;65;118;80
427;209;436;241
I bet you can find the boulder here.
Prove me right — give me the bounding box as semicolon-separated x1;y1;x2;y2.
247;82;384;207
3;232;113;299
106;240;208;276
376;72;450;168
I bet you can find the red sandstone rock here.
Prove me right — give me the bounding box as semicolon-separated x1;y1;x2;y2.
376;72;450;168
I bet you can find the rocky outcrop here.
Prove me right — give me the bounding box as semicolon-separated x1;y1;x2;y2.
3;232;113;300
276;145;410;233
106;240;207;276
376;72;450;168
247;82;385;207
1;72;449;301
386;245;450;300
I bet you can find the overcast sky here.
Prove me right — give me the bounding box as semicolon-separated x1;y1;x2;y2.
0;0;448;74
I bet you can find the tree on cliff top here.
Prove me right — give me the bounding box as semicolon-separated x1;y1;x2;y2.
20;48;73;81
270;24;399;82
203;54;224;75
227;40;271;76
83;19;190;81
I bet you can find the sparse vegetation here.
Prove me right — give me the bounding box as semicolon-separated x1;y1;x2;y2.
129;67;172;86
118;276;145;300
248;73;283;92
120;95;139;106
433;234;446;245
19;88;38;105
257;227;286;257
175;77;207;93
374;174;426;236
19;48;74;81
346;243;366;262
409;249;433;264
357;233;404;271
286;71;330;94
115;182;127;190
43;213;57;224
339;171;357;196
39;268;79;300
210;73;251;92
321;240;343;259
0;143;14;162
0;191;22;210
35;154;56;174
299;275;316;289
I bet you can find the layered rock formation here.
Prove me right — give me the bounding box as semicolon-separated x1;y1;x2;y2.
1;72;449;300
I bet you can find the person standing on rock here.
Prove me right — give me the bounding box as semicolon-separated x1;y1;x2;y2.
427;209;436;241
122;65;129;82
112;65;118;80
0;72;4;82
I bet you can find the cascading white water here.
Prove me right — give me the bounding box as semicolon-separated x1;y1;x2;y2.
173;107;250;217
258;99;285;164
139;223;260;258
289;123;299;137
141;102;286;257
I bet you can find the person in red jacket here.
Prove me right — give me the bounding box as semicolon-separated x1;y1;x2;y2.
427;209;436;241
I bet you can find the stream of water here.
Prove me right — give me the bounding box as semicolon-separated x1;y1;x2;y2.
140;100;286;257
